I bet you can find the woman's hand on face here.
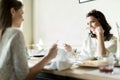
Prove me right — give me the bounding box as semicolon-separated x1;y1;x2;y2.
64;44;72;52
46;43;58;60
95;26;104;36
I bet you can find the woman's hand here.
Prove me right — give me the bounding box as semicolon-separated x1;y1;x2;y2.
25;44;58;80
46;44;58;60
95;26;104;37
64;44;72;52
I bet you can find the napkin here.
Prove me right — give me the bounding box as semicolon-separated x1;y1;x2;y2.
44;48;73;71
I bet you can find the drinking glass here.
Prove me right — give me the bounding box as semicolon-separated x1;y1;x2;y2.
99;54;115;73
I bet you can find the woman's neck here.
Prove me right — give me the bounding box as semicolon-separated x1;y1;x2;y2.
0;29;3;39
12;24;17;28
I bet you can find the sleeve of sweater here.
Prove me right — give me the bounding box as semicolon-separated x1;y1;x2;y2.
10;30;29;80
105;36;117;55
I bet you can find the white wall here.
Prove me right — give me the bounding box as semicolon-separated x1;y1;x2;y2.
23;0;33;48
28;0;120;49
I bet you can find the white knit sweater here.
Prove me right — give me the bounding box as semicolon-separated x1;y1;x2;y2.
0;28;29;80
79;35;117;60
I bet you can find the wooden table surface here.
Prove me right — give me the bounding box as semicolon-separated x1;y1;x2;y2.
28;57;120;80
42;67;118;80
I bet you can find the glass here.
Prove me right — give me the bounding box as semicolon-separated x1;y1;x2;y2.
116;22;120;61
115;22;120;67
98;54;115;73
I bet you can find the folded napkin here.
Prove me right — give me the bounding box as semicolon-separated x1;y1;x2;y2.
44;48;73;71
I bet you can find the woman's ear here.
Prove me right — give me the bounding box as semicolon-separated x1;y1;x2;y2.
10;8;15;16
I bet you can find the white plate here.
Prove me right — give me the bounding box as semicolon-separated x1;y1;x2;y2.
76;60;107;67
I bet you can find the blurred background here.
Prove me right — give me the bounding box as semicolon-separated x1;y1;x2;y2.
22;0;120;50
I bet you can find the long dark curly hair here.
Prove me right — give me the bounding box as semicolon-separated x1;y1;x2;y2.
86;9;113;41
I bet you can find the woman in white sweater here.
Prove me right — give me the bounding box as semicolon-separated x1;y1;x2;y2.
65;9;117;60
0;0;58;80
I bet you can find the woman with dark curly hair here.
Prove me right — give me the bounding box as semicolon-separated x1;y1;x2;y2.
64;9;117;60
